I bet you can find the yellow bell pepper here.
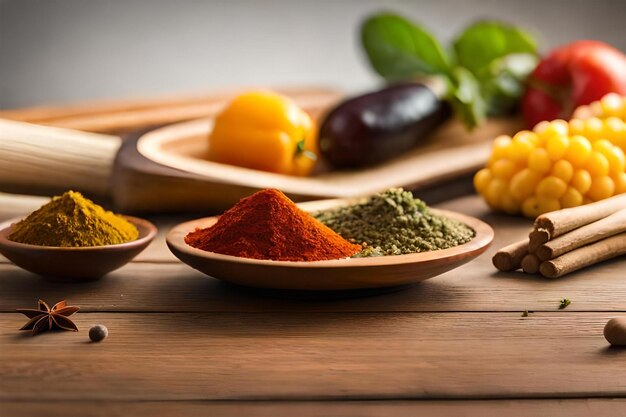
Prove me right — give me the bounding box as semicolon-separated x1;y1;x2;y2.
208;91;318;176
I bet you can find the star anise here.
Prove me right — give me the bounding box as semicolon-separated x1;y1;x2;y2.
17;299;79;336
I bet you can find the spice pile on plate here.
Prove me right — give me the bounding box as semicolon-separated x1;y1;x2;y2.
185;188;474;261
8;190;138;247
314;188;475;256
184;189;361;261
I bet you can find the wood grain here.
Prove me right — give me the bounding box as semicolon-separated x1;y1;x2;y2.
0;119;120;196
0;312;623;401
2;194;626;410
4;253;626;312
5;399;626;417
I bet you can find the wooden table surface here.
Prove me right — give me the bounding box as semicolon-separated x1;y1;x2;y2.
3;194;626;417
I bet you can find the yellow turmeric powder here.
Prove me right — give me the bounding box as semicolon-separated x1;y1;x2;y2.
8;191;138;247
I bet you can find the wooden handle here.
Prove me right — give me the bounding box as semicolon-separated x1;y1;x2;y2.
0;119;121;196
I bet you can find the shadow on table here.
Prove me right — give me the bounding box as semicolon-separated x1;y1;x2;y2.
0;264;471;313
491;256;626;283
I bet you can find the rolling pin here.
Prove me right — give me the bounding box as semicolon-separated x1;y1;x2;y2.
0;89;341;214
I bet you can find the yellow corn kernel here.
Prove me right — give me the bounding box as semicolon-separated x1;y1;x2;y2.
514;130;540;145
550;160;574;183
536;197;561;214
600;93;624;118
565;135;592;167
509;169;542;201
485;178;507;208
593;139;614;153
611;147;626;175
536;176;568;199
614;172;626;194
546;135;570;161
500;191;520;215
587;176;615;201
560;187;583;208
584;118;604;141
568;119;586;136
521;197;541;218
572;93;626;121
492;135;512;159
536;119;569;140
604;117;626;147
528;148;552;174
593;139;625;175
585;151;610;177
572;105;593;120
491;159;518;180
590;101;604;118
533;120;552;136
507;138;535;163
571;169;592;194
473;168;492;194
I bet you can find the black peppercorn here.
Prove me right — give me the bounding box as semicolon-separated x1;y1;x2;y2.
89;324;108;342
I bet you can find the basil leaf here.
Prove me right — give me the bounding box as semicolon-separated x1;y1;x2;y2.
483;53;539;115
361;13;450;80
453;21;538;117
453;21;537;75
446;67;486;129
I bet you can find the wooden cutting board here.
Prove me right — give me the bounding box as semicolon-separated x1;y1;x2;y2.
0;87;523;214
124;116;522;212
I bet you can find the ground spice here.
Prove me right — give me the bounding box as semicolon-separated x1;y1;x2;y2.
314;188;475;257
8;190;138;247
184;189;361;261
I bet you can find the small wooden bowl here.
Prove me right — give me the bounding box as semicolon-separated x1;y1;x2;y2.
166;200;494;291
0;216;157;281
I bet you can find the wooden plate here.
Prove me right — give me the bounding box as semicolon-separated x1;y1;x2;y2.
0;216;157;281
137;116;521;208
165;199;494;291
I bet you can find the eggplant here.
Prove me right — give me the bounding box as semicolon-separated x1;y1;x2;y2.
318;83;451;168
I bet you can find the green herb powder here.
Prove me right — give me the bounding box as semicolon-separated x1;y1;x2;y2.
314;188;475;257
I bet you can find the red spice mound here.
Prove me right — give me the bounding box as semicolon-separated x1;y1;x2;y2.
184;189;362;261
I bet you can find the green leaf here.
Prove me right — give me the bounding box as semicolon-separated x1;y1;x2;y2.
453;21;538;116
453;21;537;76
446;67;487;129
483;53;539;115
361;13;451;80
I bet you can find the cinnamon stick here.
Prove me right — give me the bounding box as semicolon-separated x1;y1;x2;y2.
534;194;626;238
536;208;626;261
528;228;550;253
521;253;540;274
492;239;528;271
539;232;626;278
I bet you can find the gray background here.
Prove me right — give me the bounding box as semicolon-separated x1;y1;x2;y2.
1;0;624;109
